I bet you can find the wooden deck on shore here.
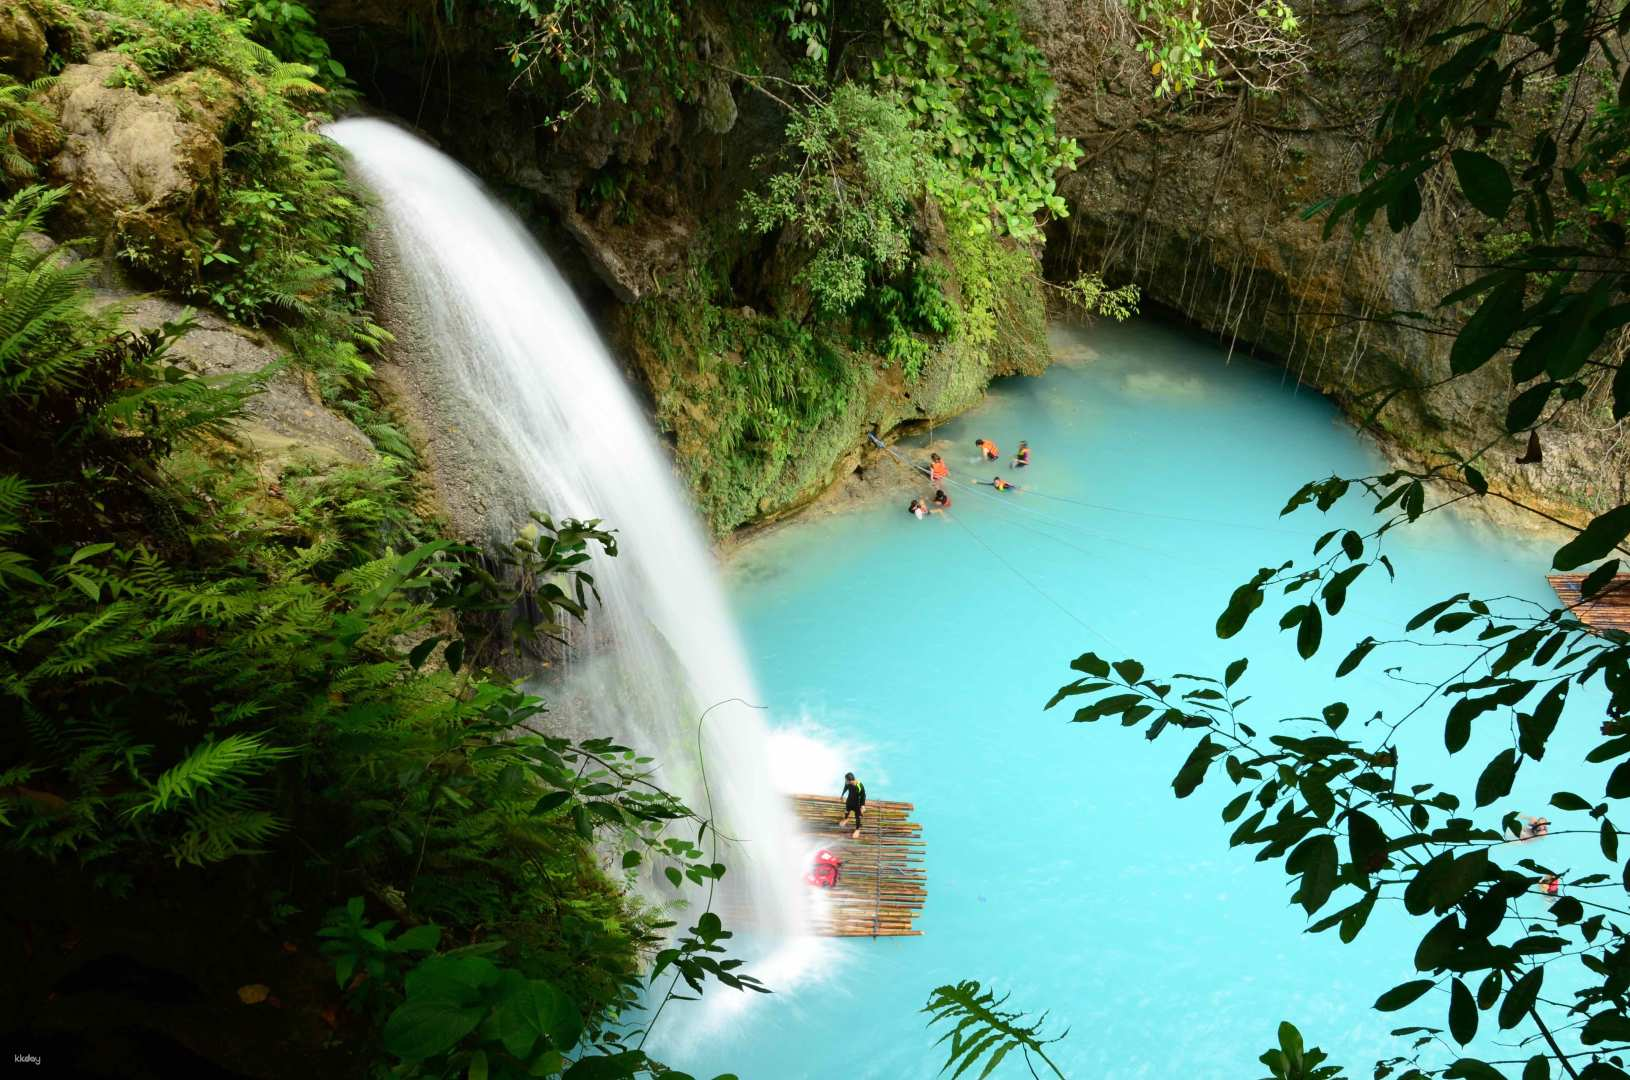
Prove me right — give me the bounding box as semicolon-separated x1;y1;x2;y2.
1548;573;1630;633
790;794;926;938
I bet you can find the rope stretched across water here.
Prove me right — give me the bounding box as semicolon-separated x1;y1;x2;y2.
870;434;1127;650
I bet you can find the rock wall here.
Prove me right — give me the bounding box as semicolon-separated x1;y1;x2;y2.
1029;0;1628;523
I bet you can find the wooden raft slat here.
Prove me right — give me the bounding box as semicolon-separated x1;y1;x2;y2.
790;794;926;938
1548;574;1630;633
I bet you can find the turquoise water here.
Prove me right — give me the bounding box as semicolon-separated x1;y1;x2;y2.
676;319;1597;1078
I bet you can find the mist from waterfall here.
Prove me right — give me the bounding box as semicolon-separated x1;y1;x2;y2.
324;119;815;1002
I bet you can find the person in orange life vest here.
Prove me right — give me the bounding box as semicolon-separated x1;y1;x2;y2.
991;476;1017;492
840;772;866;838
1012;440;1031;468
930;489;951;512
974;438;999;461
908;497;928;519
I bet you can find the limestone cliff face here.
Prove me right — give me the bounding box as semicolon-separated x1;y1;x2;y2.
1028;0;1628;523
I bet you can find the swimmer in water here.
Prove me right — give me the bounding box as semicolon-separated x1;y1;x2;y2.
908;497;928;519
1012;440;1030;468
974;438;999;461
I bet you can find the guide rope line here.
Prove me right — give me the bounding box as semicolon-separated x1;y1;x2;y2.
869;434;1412;641
940;465;1412;638
868;435;1127;650
1019;486;1319;539
946;508;1129;651
937;473;1189;563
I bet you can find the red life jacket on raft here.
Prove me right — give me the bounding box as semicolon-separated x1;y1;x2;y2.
804;848;841;888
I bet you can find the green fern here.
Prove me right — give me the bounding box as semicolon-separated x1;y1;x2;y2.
923;981;1068;1080
129;733;296;817
0;76;54;182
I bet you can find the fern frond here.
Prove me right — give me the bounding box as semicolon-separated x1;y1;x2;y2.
923;981;1068;1080
128;732;297;817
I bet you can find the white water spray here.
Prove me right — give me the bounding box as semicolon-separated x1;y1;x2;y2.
325;120;812;975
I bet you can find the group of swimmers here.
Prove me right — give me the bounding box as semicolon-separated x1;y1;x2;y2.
909;437;1031;518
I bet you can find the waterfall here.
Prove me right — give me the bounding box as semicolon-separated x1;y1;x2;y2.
324;119;811;973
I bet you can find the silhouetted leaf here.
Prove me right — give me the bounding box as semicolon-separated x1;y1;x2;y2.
1337;637;1378;677
1376;979;1435;1011
1172;736;1221;798
1449;978;1477;1044
1554;506;1630;570
1451;275;1527;375
1297;603;1323;659
1348;809;1387;873
1498;968;1543;1030
1452;150;1514;218
1505;381;1555;432
1474;749;1519;807
1581;559;1622;600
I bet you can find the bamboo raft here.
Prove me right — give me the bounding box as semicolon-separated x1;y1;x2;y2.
789;794;926;938
1548;573;1630;633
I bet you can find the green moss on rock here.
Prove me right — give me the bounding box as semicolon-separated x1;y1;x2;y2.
618;220;1050;536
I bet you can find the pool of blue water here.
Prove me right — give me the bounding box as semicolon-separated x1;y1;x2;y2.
673;318;1597;1079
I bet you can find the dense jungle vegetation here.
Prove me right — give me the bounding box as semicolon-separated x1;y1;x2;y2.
2;0;1630;1077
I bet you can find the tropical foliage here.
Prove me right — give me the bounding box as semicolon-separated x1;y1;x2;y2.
0;183;760;1076
1129;0;1307;99
492;0;694;127
874;0;1080;242
741;84;930;314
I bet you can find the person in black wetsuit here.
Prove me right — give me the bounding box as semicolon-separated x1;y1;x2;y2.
840;772;866;838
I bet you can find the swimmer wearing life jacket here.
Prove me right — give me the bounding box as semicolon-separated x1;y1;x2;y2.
931;489;951;512
928;452;949;486
975;438;999;461
908;497;928;519
1013;441;1030;468
991;476;1017;492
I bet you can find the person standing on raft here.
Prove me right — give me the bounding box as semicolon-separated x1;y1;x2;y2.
840;772;866;838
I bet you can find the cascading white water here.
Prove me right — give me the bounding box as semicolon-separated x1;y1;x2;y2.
324;119;811;962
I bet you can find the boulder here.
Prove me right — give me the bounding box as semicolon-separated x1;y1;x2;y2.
0;6;48;82
46;52;227;283
86;266;375;474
